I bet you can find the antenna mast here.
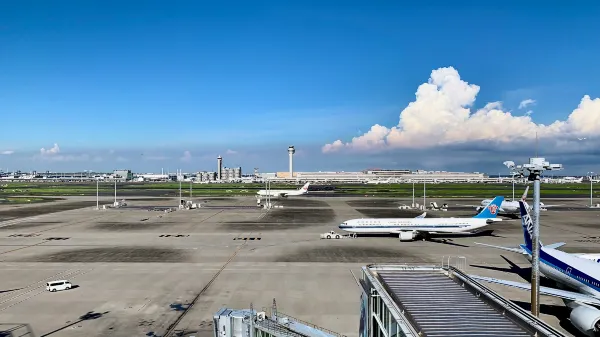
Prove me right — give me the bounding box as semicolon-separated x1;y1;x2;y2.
535;132;539;158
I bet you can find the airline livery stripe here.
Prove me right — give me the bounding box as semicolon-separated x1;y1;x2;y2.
339;225;471;229
522;246;600;292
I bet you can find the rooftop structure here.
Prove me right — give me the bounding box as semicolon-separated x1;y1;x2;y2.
360;263;566;337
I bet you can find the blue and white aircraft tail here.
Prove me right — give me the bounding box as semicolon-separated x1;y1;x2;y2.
472;196;504;219
472;200;600;336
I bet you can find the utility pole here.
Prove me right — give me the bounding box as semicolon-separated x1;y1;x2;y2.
114;179;117;205
96;179;99;210
504;158;562;317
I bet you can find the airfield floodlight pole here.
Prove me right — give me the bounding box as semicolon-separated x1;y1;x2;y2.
505;158;563;318
423;182;426;210
96;179;99;210
588;172;594;207
412;182;415;207
114;179;117;204
512;173;515;201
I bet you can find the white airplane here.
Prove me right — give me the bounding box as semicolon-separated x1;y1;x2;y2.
256;182;310;198
338;196;504;241
458;186;561;217
561;176;584;183
472;201;600;336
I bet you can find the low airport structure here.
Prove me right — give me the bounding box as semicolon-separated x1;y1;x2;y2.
213;263;568;337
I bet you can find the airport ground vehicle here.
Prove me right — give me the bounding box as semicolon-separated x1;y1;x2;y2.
46;280;72;292
320;231;356;239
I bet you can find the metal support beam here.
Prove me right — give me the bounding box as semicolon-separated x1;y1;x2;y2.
504;158;562;318
531;172;541;317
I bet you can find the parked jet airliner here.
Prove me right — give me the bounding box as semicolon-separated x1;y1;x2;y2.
256;182;310;198
338;196;504;241
472;201;600;336
459;186;561;217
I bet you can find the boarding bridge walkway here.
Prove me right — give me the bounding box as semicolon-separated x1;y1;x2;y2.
363;264;567;337
378;270;531;336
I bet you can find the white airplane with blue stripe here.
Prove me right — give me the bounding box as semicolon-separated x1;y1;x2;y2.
338;196;504;241
472;200;600;336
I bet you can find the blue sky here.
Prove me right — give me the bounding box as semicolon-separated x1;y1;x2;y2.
1;1;600;174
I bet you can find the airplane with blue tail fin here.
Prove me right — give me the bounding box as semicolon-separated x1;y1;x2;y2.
338;196;504;241
472;200;600;336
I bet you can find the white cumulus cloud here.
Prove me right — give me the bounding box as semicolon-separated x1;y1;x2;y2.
40;143;60;155
323;67;600;153
518;99;536;109
180;150;192;162
0;150;14;155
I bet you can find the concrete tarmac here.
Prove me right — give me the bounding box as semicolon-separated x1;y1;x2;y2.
0;195;598;337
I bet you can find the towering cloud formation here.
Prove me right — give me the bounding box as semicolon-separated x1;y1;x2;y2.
323;67;600;153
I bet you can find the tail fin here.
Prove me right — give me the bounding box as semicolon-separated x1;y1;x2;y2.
473;196;504;218
520;186;529;201
300;182;310;192
518;200;538;250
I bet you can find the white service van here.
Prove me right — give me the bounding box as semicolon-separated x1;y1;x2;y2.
46;280;72;292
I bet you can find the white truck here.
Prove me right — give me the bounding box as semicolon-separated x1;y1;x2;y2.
320;231;356;239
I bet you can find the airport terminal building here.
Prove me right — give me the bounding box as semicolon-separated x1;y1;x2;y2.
270;170;488;183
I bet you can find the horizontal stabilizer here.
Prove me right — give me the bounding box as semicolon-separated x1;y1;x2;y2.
415;212;426;219
470;275;600;306
474;242;525;254
545;242;566;250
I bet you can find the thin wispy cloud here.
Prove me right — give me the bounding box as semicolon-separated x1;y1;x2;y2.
144;155;168;161
180;150;192;162
36;143;89;162
0;150;14;155
518;99;536;109
226;149;237;155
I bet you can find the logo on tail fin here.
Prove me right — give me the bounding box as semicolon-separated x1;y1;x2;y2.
488;204;498;215
523;213;534;238
519;200;534;250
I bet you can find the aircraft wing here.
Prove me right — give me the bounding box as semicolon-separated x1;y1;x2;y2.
415;212;426;219
541;204;563;208
470;275;600;306
474;242;526;254
455;204;479;208
545;242;566;249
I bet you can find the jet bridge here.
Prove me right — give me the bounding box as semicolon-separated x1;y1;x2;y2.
214;307;346;337
361;264;567;337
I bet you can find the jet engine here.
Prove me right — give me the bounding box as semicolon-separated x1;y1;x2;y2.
570;304;600;336
399;231;418;241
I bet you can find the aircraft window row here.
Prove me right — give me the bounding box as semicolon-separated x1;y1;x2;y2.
550;263;598;288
